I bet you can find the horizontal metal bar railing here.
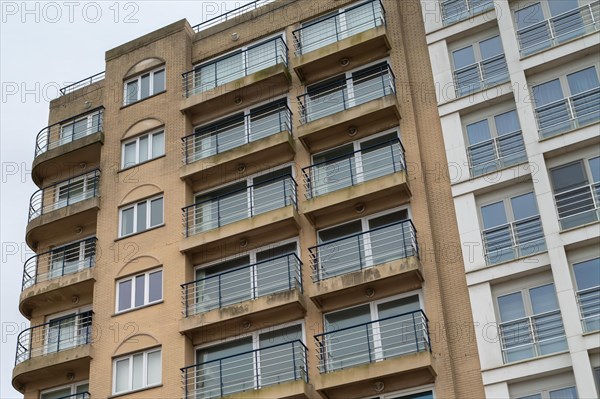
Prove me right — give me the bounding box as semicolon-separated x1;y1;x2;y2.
297;63;396;124
54;393;90;399
22;237;96;291
517;1;600;57
28;169;101;222
15;311;93;365
181;253;302;317
554;181;600;230
535;86;600;138
302;138;406;199
34;107;104;157
292;0;385;56
482;215;546;264
182;36;288;98
577;285;600;332
59;71;105;96
191;0;277;32
183;174;297;237
182;103;292;165
309;219;418;282
467;130;527;177
454;53;509;97
181;340;307;399
441;0;495;26
315;309;430;373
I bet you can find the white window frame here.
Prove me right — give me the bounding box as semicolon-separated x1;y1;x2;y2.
118;195;164;237
59;110;102;145
362;384;435;399
123;67;165;105
54;173;97;209
508;370;578;399
40;380;90;399
112;347;162;395
48;236;96;278
44;306;92;355
121;129;165;169
115;267;163;313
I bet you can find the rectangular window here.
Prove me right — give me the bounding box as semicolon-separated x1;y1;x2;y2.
41;381;89;399
45;309;92;355
573;257;600;332
59;110;102;147
119;196;163;237
49;237;96;280
121;130;164;168
113;348;161;394
441;0;495;26
123;67;165;105
116;269;162;312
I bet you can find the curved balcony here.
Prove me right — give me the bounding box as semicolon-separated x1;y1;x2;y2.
32;108;104;186
26;170;100;249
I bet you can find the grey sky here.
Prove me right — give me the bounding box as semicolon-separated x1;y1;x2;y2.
0;1;254;397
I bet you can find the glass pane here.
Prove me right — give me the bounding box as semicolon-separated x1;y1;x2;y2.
150;198;163;226
479;35;503;59
153;69;165;94
72;118;88;140
216;52;244;86
549;0;579;15
118;279;132;311
135;275;145;307
140;74;150;99
530;284;559;314
567;67;600;95
41;387;71;399
511;192;538;220
147;350;161;385
574;258;600;290
256;243;297;296
253;167;292;215
121;208;134;236
498;292;526;322
137;201;147;232
124;142;137;168
196;63;216;93
481;201;507;229
75;383;89;394
390;392;434;399
132;353;143;389
549;386;577;399
306;76;346;121
139;135;149;163
312;144;354;196
151;132;164;158
345;2;378;37
259;325;302;386
589;157;600;182
369;209;409;229
453;46;476;70
378;295;422;356
115;358;130;393
148;270;162;302
198;256;251;310
300;12;339;54
550;161;588;193
317;220;364;278
515;3;545;29
126;81;138;104
247;39;277;75
533;79;564;107
467;119;491;145
353;63;390;105
518;394;542;399
495;110;521;135
324;305;372;370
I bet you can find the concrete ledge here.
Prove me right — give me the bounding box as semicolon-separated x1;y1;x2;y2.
192;378;314;399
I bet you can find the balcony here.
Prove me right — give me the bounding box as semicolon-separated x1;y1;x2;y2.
180;37;291;120
441;0;495;27
50;393;90;399
20;238;96;318
453;54;509;98
181;340;309;399
577;284;600;332
32;107;104;186
26;170;100;249
467;130;527;177
554;182;600;230
296;64;399;152
483;215;546;265
291;0;390;83
517;1;600;57
191;0;276;32
535;87;600;139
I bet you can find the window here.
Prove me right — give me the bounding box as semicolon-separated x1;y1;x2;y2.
119;196;164;237
58;110;102;148
41;381;89;399
516;386;577;399
116;269;163;312
45;308;93;355
124;67;165;105
532;65;600;137
497;282;567;363
464;109;526;177
49;237;96;280
451;34;509;97
573;257;600;332
549;155;599;229
480;191;546;264
122;130;165;168
441;0;495;25
54;171;99;210
113;348;161;394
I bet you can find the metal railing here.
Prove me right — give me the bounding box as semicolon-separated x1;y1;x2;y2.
467;130;527;177
182;36;288;98
315;310;430;373
297;63;396;124
181;340;308;399
310;219;418;282
182;253;302;317
183;174;297;237
454;54;509;97
53;393;90;399
34;107;104;157
191;0;277;32
517;1;600;57
554;181;600;230
577;285;600;332
182;103;292;164
292;0;385;56
22;237;96;291
483;215;546;265
59;71;105;96
28;170;100;222
535;86;600;139
441;0;495;26
303;138;405;199
15;311;93;365
499;309;566;363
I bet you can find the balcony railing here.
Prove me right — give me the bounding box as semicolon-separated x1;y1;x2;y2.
292;0;386;56
191;0;277;32
181;340;308;399
310;219;418;282
441;0;495;26
52;393;91;399
302;138;405;199
34;107;104;157
28;170;100;222
483;215;546;265
183;174;297;237
454;54;509;97
554;181;600;230
182;253;302;317
22;237;96;291
535;86;600;139
59;71;105;96
467;130;527;177
517;1;600;57
577;285;600;332
182;36;288;98
297;63;396;124
315;310;430;373
182;103;292;165
15;311;93;365
499;309;567;363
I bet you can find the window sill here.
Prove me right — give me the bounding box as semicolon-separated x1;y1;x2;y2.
113;300;164;317
115;224;165;242
120;90;166;110
119;155;166;173
484;249;548;268
559;219;600;234
109;384;162;399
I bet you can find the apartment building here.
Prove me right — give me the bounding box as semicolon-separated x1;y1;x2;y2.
419;0;600;398
12;1;486;398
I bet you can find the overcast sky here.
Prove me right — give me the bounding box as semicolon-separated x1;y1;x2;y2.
0;1;256;397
